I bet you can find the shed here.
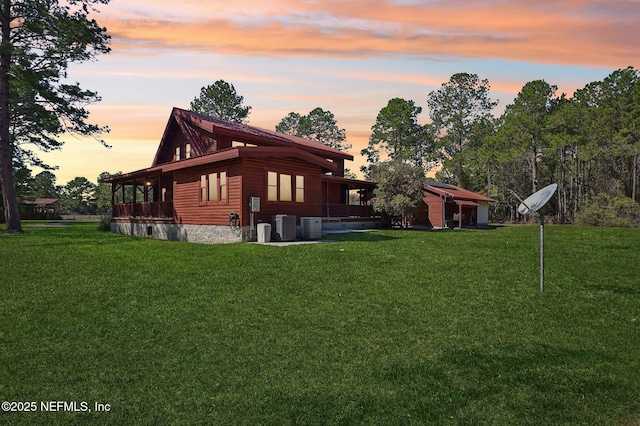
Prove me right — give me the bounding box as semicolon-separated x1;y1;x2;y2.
415;182;494;228
21;198;62;220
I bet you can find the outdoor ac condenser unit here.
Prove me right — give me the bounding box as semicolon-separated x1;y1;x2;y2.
274;214;296;242
301;217;322;240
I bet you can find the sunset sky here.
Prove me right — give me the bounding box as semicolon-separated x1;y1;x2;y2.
41;0;640;184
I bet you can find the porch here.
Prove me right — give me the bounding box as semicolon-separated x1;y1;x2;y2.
321;175;378;220
112;201;174;220
104;170;175;220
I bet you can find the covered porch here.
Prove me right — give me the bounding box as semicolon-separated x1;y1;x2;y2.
445;199;479;229
321;175;377;219
103;170;175;220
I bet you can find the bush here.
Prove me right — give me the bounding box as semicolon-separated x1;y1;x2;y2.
97;214;112;231
576;194;640;227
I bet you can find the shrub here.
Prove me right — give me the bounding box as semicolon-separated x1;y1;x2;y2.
97;214;112;231
576;194;640;227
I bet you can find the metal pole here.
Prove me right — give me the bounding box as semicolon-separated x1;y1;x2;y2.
250;212;254;241
540;213;545;292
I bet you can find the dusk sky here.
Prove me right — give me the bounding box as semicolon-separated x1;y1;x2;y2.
41;0;640;184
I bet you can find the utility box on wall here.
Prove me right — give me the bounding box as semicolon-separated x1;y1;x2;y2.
249;196;260;213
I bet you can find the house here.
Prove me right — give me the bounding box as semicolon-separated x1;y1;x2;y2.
101;108;377;243
20;198;62;220
414;182;494;228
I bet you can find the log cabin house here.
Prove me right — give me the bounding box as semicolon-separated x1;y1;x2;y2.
102;108;378;243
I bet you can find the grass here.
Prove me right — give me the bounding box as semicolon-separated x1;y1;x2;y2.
1;222;639;425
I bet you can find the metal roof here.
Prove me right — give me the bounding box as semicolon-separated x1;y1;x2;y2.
424;182;494;202
155;108;353;165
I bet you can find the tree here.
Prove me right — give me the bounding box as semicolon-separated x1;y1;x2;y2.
276;107;351;152
369;159;425;227
427;73;498;188
32;171;59;199
0;0;111;232
190;80;251;123
94;171;113;214
497;80;560;194
573;68;640;201
361;98;433;178
61;176;95;214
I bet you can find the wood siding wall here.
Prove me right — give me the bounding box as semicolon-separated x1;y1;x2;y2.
173;161;242;225
423;192;444;228
240;157;323;225
171;157;325;226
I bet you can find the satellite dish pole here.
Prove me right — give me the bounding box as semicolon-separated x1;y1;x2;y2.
510;183;557;292
539;208;545;293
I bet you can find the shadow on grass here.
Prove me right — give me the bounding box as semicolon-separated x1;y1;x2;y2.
260;344;623;424
585;284;640;296
322;231;399;243
373;345;621;424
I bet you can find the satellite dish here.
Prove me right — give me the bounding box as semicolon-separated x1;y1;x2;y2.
518;183;558;215
511;183;558;293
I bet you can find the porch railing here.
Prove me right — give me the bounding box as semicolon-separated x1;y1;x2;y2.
112;201;173;219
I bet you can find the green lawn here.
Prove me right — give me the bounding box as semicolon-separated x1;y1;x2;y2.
1;223;639;425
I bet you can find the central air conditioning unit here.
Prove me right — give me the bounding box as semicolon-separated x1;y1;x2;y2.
301;217;322;240
274;214;296;242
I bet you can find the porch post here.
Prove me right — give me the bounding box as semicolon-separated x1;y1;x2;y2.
111;182;115;217
458;203;462;228
133;178;137;217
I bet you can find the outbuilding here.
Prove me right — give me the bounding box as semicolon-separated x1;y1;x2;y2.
414;182;494;228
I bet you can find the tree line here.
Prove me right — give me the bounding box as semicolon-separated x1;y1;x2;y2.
0;168;112;217
361;69;640;226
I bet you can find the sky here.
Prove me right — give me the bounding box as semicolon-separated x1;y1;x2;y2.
40;0;640;184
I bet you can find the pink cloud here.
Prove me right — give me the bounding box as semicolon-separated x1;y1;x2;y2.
99;0;639;68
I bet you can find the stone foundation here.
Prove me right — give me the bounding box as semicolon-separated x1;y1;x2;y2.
111;218;381;244
111;222;247;244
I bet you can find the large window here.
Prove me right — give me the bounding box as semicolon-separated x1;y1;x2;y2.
280;174;292;202
200;171;228;204
267;171;304;203
268;172;278;202
208;173;218;201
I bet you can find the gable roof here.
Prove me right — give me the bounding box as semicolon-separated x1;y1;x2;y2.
22;198;61;205
152;108;353;167
424;181;494;202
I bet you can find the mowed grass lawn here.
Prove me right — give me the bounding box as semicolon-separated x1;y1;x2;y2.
1;223;639;425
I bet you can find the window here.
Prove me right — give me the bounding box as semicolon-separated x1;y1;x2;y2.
280;174;292;202
296;176;304;203
162;187;167;202
200;175;207;202
208;173;218;201
220;172;227;200
185;144;191;159
175;146;181;161
267;172;305;203
200;171;228;204
268;172;278;201
232;141;258;147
